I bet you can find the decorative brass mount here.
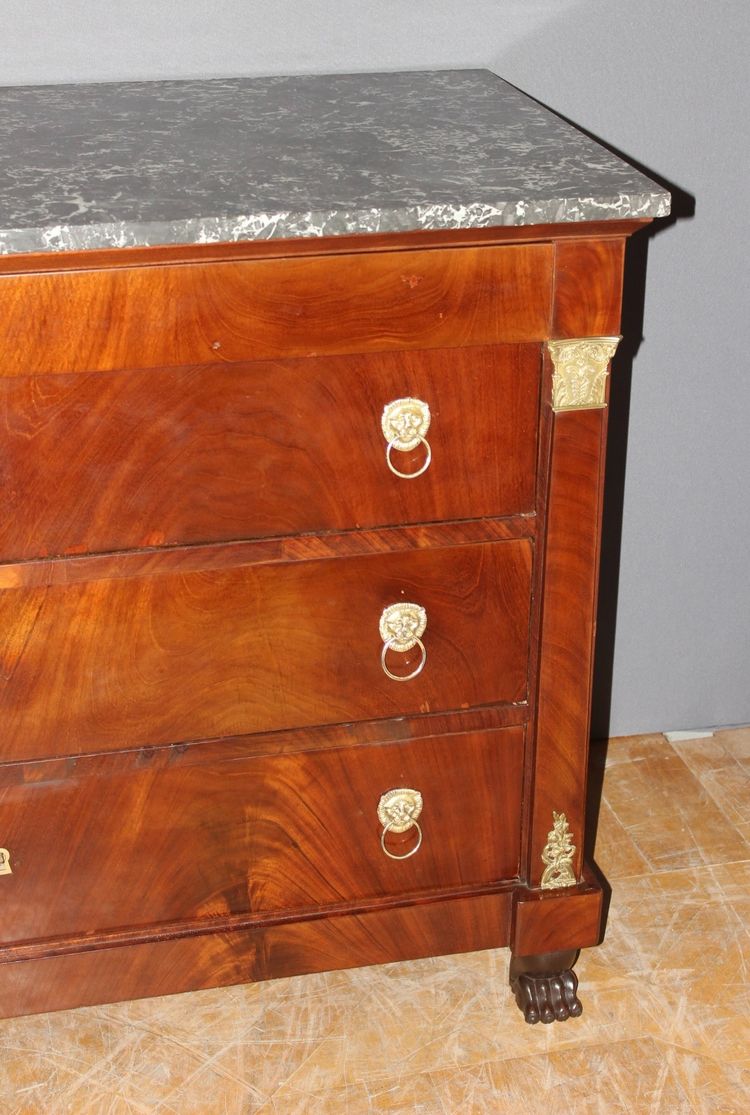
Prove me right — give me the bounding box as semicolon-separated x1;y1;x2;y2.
377;788;424;861
381;398;431;451
547;337;621;412
540;811;577;889
379;602;428;682
377;788;423;833
381;398;432;478
379;602;427;653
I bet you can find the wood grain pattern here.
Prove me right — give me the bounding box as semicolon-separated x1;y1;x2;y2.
0;220;648;1023
0;540;532;762
0;344;540;560
512;868;603;955
527;371;609;885
0;516;535;590
0;728;522;943
524;235;626;887
0;881;510;963
552;238;625;338
0;706;529;786
0;244;552;378
0;890;512;1019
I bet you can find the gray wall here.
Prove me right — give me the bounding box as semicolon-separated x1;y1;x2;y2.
2;1;748;735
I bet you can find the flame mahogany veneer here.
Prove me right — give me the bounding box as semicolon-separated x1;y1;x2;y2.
0;222;643;1020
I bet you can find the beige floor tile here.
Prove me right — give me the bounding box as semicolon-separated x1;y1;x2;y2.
711;859;750;918
259;936;686;1093
501;1039;750;1115
591;866;746;981
0;1008;141;1115
15;1095;156;1115
259;1042;750;1115
601;743;748;872
57;1025;221;1113
351;1073;455;1114
671;728;750;839
583;863;750;1073
676;726;750;766
94;969;342;1055
267;950;517;1088
102;975;350;1111
601;734;669;767
427;1039;696;1114
591;795;651;880
152;1054;266;1115
668;1046;750;1115
254;1082;383;1115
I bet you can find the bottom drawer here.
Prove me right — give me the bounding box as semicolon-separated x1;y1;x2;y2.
0;728;523;945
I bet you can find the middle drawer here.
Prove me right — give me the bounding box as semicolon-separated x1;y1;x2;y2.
0;539;532;762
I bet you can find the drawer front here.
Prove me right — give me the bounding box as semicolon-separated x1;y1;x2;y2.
0;727;523;943
0;244;552;377
0;344;539;561
0;540;532;762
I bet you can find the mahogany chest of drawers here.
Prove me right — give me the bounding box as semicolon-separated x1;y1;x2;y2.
0;70;669;1025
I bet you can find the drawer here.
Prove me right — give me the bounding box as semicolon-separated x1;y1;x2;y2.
0;243;552;377
0;727;524;944
0;344;539;560
0;539;532;762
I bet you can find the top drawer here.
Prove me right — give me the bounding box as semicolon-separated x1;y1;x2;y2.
0;344;540;560
0;243;551;560
0;244;552;376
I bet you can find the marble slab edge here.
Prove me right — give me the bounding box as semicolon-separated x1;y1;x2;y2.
0;192;670;257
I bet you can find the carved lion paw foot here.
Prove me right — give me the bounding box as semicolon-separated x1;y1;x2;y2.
510;968;583;1025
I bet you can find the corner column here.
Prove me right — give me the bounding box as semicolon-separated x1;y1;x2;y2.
527;334;620;888
511;237;631;1018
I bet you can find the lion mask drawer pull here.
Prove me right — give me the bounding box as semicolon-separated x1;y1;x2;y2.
377;788;423;860
379;602;427;682
381;398;432;479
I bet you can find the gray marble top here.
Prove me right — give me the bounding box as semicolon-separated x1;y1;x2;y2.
0;69;670;256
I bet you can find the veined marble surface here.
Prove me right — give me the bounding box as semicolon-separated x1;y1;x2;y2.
0;69;671;255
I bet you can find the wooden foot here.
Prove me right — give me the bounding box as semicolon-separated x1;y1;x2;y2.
509;949;583;1025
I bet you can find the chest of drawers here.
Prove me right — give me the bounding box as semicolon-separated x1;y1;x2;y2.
0;70;669;1025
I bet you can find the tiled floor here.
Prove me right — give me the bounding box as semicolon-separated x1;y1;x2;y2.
1;729;748;1114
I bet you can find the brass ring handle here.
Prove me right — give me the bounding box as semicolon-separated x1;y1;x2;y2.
380;819;423;860
385;435;432;479
379;603;427;682
378;788;423;861
381;398;432;480
380;636;427;682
